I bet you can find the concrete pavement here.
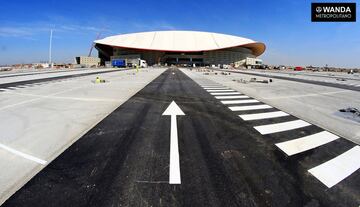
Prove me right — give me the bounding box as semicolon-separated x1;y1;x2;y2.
0;68;166;205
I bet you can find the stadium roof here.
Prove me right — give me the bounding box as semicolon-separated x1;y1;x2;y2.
94;31;265;56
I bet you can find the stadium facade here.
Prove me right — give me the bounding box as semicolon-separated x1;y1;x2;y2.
94;31;265;66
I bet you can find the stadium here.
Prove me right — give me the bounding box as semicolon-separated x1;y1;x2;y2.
94;30;265;66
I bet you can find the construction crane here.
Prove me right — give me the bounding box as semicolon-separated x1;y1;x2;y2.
88;32;101;57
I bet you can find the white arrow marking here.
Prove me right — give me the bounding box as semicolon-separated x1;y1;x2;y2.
162;101;185;184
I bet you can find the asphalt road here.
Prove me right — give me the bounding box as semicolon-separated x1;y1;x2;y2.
3;68;359;207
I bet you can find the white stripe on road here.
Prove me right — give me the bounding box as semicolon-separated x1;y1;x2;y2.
207;89;235;92
201;85;223;87
200;85;222;87
202;86;223;88
229;104;272;111
210;92;241;95
0;143;47;165
239;111;289;121
203;87;228;90
215;95;249;99
308;146;360;188
221;99;259;104
254;120;311;135
275;131;339;156
169;115;181;184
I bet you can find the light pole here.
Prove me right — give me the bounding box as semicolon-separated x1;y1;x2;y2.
49;29;53;68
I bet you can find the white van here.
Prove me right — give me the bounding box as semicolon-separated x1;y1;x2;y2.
139;59;147;68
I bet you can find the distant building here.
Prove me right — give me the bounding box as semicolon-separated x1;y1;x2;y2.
33;63;50;68
75;56;100;67
94;30;265;67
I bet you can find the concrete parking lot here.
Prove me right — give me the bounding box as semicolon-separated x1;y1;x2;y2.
0;68;166;205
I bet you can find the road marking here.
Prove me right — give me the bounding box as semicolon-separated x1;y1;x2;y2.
203;87;228;90
200;84;222;86
221;99;259;104
254;120;311;135
201;85;223;88
215;95;249;99
0;85;88;111
207;89;235;92
239;111;289;121
308;146;360;188
210;92;241;95
275;131;339;156
162;101;185;185
229;104;272;111
0;143;47;165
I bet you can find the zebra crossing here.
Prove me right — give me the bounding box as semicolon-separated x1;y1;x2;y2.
229;104;272;111
308;146;360;188
206;89;235;92
0;83;45;91
197;81;360;189
221;99;259;104
0;78;77;92
275;131;339;156
254;120;311;135
239;111;289;121
215;95;249;99
210;92;241;95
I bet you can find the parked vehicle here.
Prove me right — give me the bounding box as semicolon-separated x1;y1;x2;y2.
112;58;147;68
279;65;286;70
245;57;263;69
139;59;147;68
112;59;126;68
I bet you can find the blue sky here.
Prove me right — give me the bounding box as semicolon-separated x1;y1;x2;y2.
0;0;359;67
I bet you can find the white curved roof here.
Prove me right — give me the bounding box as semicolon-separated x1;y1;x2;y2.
95;31;265;56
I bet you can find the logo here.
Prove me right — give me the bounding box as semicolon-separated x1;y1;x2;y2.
311;3;356;22
316;7;322;13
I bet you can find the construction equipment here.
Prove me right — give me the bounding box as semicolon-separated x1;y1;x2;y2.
88;32;101;57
